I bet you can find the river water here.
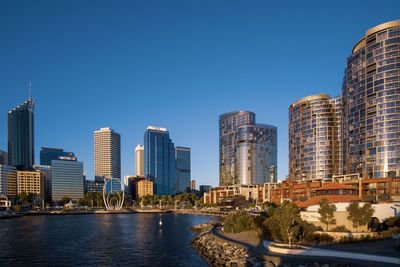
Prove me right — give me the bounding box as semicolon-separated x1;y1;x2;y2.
0;213;215;266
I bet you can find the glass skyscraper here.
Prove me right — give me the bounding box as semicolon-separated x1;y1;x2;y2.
40;147;77;166
289;94;342;181
144;126;176;195
342;20;400;178
236;124;277;184
8;97;34;169
175;146;191;193
51;159;84;201
219;111;255;185
219;111;277;185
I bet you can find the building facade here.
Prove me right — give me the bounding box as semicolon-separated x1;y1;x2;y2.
0;165;17;197
94;128;121;192
8;97;34;169
137;179;154;199
219;111;255;186
144;126;176;195
342;20;400;178
17;170;43;197
191;179;196;190
175;146;191;193
51;160;84;201
135;144;144;177
236;124;277;184
289;94;342;181
219;111;277;185
33;165;52;202
0;150;8;165
40;147;77;165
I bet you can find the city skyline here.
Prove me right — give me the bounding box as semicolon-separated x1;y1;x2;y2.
1;1;399;186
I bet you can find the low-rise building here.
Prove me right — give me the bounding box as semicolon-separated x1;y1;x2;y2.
17;170;43;197
0;165;17;202
204;174;400;208
137;179;153;199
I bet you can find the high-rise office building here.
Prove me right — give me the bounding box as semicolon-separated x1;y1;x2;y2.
175;146;191;193
0;165;17;197
219;111;277;185
0;150;8;165
289;94;342;181
51;159;84;201
342;20;400;178
94;128;121;191
8;95;34;169
144;126;176;195
135;144;144;176
40;147;77;165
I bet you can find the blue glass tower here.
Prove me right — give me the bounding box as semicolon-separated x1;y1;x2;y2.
175;146;191;193
40;147;77;166
8;96;34;170
144;126;176;195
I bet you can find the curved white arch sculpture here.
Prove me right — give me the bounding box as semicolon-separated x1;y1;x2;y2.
103;178;124;211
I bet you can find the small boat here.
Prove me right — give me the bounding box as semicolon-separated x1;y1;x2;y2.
159;218;163;228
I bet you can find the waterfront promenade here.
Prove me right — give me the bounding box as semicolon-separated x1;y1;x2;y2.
210;227;400;267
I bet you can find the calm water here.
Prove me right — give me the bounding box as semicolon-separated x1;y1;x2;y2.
0;213;216;266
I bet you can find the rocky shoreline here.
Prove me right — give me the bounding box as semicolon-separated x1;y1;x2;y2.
191;224;359;267
192;223;260;267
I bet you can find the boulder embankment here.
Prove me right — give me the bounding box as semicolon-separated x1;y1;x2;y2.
192;223;255;266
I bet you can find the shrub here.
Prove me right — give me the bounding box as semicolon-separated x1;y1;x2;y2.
381;227;400;238
330;225;350;232
13;205;22;212
311;233;334;244
384;217;400;228
338;235;379;243
223;211;255;233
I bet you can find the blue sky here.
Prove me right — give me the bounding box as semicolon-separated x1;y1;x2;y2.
0;1;399;187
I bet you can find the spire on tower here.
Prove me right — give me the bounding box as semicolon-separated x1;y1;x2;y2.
29;81;32;99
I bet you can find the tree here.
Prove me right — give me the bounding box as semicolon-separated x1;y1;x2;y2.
19;191;29;205
264;200;301;247
346;201;375;232
223;211;255;233
59;196;71;206
318;198;337;231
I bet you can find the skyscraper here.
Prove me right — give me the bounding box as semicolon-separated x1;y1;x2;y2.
175;146;191;193
0;150;8;165
51;159;84;201
135;144;144;177
289;94;342;181
219;111;255;186
342;20;400;178
8;94;34;169
94;128;121;191
219;111;277;185
144;126;176;195
236;124;277;184
40;147;77;166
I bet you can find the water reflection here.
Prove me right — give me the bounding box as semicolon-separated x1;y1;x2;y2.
0;213;214;266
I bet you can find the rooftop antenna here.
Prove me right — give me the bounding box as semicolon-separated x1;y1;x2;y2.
29;81;32;99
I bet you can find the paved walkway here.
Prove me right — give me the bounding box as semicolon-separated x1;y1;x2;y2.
211;227;399;267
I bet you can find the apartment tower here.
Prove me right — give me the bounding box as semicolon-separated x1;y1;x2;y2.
342;20;400;178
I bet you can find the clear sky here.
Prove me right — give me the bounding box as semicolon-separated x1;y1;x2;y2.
0;1;399;187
